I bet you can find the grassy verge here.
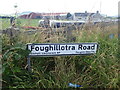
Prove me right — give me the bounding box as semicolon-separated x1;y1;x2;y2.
1;20;119;88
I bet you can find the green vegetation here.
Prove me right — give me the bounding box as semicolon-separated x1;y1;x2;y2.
1;18;39;29
1;18;120;89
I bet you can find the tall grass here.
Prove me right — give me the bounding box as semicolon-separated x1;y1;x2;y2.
1;19;119;89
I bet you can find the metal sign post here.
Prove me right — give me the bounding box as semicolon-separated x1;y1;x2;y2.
27;43;98;71
27;56;31;71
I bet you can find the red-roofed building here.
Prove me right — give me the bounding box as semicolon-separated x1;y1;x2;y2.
19;12;68;19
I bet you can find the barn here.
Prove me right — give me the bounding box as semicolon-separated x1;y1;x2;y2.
19;12;68;19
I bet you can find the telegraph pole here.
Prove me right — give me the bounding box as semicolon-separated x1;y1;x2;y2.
14;4;18;18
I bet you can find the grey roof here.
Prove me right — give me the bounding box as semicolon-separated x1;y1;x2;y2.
74;13;95;17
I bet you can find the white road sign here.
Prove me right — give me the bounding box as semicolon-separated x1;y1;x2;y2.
27;43;98;56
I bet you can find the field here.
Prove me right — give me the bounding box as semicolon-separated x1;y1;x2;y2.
1;18;120;88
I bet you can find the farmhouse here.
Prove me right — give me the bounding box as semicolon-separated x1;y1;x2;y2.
73;11;104;21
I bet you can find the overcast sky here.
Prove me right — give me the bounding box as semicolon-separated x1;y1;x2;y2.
0;0;119;16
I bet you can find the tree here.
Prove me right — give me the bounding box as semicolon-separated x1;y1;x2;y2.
66;13;72;19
